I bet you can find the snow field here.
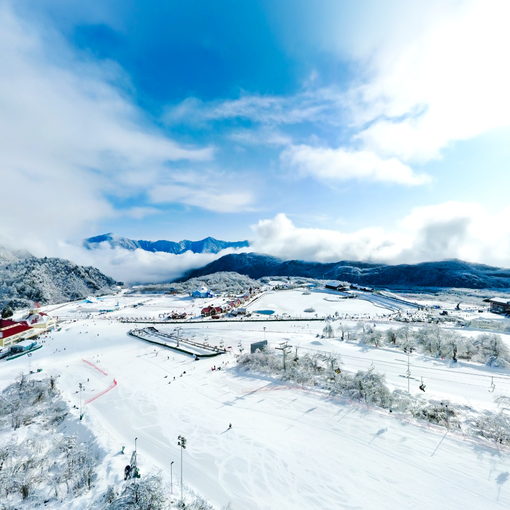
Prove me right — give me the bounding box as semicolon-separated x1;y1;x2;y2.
2;290;510;509
247;289;390;318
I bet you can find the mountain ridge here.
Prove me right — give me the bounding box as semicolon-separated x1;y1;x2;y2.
178;252;510;289
84;233;249;254
0;247;120;309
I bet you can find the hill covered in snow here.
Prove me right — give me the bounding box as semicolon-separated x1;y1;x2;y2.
0;248;119;309
180;253;510;289
84;233;249;254
132;271;261;295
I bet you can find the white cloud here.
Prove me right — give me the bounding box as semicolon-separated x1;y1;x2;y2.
281;145;429;185
149;183;254;213
122;207;161;220
252;203;510;267
147;169;255;213
352;0;510;162
228;127;292;147
164;88;346;126
163;0;510;188
0;3;212;253
57;244;249;284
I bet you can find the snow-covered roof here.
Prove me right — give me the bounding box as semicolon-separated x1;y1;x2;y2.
16;339;37;347
488;297;510;305
325;280;349;288
24;312;51;324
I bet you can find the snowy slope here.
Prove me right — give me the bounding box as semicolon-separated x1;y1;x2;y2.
1;289;510;509
0;255;119;309
182;253;510;289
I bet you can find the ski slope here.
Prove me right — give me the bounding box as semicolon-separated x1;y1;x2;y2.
1;292;510;509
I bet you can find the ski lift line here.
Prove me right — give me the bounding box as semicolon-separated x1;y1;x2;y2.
294;345;510;382
178;325;510;383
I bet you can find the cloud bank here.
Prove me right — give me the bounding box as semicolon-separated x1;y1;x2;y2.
55;244;250;284
42;200;510;285
281;145;429;186
252;203;510;268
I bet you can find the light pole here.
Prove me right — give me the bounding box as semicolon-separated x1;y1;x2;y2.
170;460;174;494
177;435;187;502
79;382;83;420
406;352;411;393
276;341;291;371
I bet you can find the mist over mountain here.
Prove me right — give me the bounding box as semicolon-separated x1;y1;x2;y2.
84;233;249;255
178;252;510;289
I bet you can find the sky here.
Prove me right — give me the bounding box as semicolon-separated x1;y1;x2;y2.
1;0;510;281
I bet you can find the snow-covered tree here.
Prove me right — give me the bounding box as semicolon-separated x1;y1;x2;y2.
322;322;334;339
475;411;510;445
472;334;510;367
106;474;166;510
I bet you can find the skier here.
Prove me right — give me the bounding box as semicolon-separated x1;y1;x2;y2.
228;423;232;430
419;382;426;392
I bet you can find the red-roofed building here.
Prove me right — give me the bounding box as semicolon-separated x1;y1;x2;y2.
201;306;223;317
0;319;38;348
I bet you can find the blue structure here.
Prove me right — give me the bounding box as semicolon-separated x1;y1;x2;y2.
10;340;38;353
191;286;213;298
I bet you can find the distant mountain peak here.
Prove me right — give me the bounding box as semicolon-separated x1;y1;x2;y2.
83;234;249;255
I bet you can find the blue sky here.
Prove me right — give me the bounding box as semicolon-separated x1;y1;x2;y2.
2;0;510;274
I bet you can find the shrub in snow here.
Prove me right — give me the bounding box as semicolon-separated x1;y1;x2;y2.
105;474;166;510
238;350;283;374
474;412;510;445
379;325;510;366
322;322;334;339
1;305;13;318
361;328;383;348
239;350;396;409
184;494;215;509
410;401;458;428
389;389;415;413
0;378;99;508
471;334;510;367
329;368;393;409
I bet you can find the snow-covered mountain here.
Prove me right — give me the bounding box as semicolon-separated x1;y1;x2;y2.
0;248;119;309
179;252;510;289
83;233;249;254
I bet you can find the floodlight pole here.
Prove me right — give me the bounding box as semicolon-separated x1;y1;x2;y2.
406;353;411;393
177;435;187;501
170;460;174;494
79;382;83;420
276;341;291;371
